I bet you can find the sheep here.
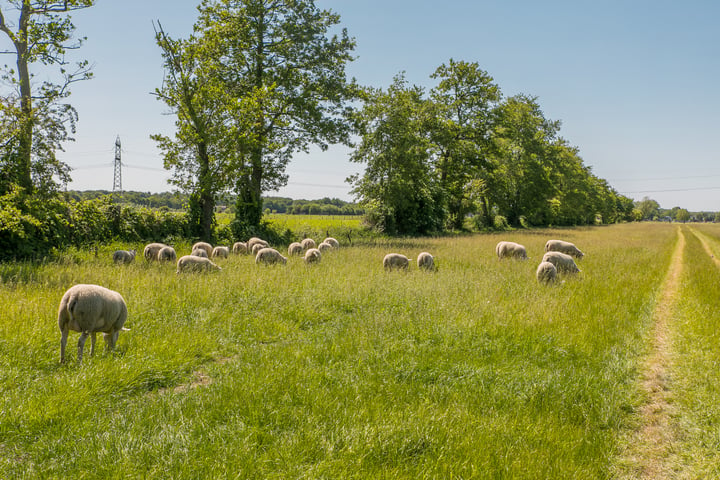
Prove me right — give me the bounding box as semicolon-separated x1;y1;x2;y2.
176;255;222;273
301;238;316;250
317;241;332;253
113;249;136;265
58;284;128;364
288;242;303;256
143;242;167;262
251;243;266;255
417;252;436;271
536;261;558;284
191;248;209;258
157;246;177;262
191;241;213;258
247;237;268;252
383;253;409;271
495;241;528;260
212;246;230;259
232;242;248;255
323;237;340;249
541;251;581;274
304;248;322;264
544;239;584;258
256;247;288;265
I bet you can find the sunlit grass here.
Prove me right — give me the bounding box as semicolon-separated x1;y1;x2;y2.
0;223;696;478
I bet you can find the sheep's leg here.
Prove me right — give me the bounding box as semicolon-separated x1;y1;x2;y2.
77;331;90;364
60;328;69;363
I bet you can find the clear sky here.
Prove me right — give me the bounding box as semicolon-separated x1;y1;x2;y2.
25;0;720;211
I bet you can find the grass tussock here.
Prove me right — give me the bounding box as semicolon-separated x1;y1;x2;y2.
0;222;704;478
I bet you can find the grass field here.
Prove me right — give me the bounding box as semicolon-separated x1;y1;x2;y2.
1;222;719;478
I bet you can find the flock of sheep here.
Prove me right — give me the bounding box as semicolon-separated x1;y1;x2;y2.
59;236;341;364
495;238;584;284
57;236;579;364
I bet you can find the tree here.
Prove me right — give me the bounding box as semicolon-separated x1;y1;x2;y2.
428;59;501;229
634;196;660;221
192;0;359;237
489;95;561;226
349;74;444;235
152;22;236;240
0;0;94;195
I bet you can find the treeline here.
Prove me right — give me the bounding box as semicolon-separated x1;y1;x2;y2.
349;64;635;235
261;197;363;215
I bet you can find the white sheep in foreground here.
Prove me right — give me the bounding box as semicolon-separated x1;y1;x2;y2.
288;242;303;256
212;246;230;259
383;253;409;271
191;248;208;258
301;238;316;250
192;241;213;258
417;252;436;271
304;248;321;264
232;242;248;255
113;249;136;265
495;241;528;260
323;237;340;249
317;241;332;252
247;237;268;252
58;284;128;364
176;255;222;273
536;261;558;284
157;246;177;262
544;239;584;258
256;247;287;265
143;242;167;262
541;251;581;274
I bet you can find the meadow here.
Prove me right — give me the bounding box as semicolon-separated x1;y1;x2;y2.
1;222;719;478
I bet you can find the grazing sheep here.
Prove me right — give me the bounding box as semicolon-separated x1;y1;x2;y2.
301;238;317;250
536;261;558;284
383;253;409;271
113;249;136;265
232;242;248;255
544;239;584;258
212;246;230;259
191;248;209;258
176;255;222;273
58;284;128;364
157;246;177;262
495;241;528;260
304;248;321;264
317;241;332;252
288;242;303;256
323;237;340;249
192;241;213;258
541;251;581;274
256;247;288;265
417;252;436;271
247;237;268;252
251;243;266;255
143;242;167;262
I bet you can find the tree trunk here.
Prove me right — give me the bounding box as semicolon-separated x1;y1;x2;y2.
15;3;33;192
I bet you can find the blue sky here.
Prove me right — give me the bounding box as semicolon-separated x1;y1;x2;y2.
29;0;720;210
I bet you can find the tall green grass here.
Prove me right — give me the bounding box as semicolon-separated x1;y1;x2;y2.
666;225;720;477
0;223;685;478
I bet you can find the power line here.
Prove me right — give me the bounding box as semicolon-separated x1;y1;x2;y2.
620;186;720;194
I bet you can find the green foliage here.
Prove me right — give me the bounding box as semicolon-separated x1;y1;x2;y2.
0;1;95;195
0;191;189;260
350;74;446;235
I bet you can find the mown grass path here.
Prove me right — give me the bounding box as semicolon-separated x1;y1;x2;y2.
622;226;684;479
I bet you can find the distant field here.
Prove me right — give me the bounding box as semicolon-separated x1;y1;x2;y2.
1;223;719;478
